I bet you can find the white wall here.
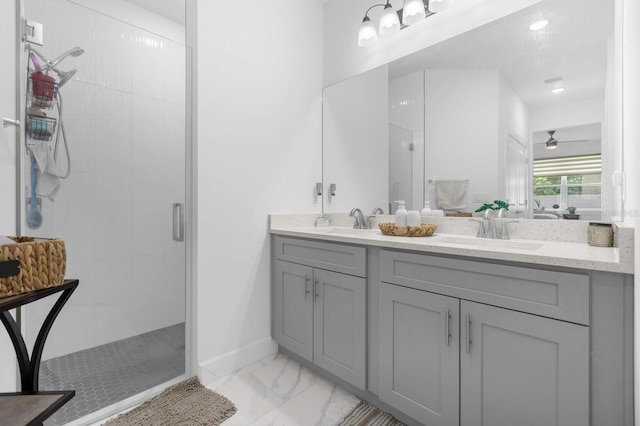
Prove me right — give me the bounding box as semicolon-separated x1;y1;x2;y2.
530;98;605;133
498;75;530;147
0;0;17;393
324;0;543;86
323;65;389;213
195;0;323;380
424;69;500;211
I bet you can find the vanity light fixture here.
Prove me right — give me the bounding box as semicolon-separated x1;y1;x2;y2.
379;2;401;36
358;0;446;47
403;0;427;25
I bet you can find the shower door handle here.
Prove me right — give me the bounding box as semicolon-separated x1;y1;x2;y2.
173;203;185;242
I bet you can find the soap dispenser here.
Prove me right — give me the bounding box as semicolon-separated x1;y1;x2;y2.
420;201;432;219
395;201;408;226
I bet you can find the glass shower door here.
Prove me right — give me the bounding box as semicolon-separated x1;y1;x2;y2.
19;1;188;424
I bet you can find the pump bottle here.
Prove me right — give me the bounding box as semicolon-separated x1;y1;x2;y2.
395;201;408;226
421;201;432;217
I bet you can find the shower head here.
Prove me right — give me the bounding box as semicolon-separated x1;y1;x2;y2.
31;46;84;71
28;46;82;87
49;47;84;67
55;68;77;87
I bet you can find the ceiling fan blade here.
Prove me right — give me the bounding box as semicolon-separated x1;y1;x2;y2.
558;139;590;143
534;138;590;145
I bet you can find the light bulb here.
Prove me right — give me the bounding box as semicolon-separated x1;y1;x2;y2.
379;3;400;37
358;16;378;47
428;0;455;13
403;0;426;25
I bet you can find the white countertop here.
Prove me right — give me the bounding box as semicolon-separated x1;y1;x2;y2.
269;214;634;275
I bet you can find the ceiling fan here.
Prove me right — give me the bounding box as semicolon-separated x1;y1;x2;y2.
535;130;589;150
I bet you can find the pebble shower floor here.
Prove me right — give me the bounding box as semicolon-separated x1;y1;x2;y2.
39;323;185;426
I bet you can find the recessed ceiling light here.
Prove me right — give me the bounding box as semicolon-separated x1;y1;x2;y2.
551;87;565;94
529;19;549;31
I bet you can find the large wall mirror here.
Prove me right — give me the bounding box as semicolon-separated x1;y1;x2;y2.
322;0;621;221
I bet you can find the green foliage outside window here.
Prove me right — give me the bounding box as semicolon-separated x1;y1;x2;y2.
533;174;601;196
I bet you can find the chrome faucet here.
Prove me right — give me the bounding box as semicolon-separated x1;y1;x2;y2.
483;209;497;239
470;209;497;239
372;207;384;215
471;208;518;239
349;208;367;229
495;208;519;239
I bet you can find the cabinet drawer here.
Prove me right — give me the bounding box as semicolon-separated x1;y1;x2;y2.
274;236;366;277
380;250;589;325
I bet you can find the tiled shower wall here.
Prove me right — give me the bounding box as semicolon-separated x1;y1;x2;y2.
22;0;186;360
389;71;425;212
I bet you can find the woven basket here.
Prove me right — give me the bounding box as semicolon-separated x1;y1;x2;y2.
378;223;437;237
0;237;66;298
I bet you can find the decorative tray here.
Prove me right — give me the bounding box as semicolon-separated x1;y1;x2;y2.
378;223;437;237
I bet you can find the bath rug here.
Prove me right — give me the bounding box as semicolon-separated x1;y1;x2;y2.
336;400;406;426
105;377;236;426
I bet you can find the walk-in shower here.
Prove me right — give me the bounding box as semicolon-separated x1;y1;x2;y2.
18;0;189;424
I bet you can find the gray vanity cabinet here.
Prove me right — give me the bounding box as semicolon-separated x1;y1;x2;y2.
378;249;591;426
313;268;366;389
460;300;589;426
272;237;367;390
273;260;314;361
379;282;460;426
378;283;589;426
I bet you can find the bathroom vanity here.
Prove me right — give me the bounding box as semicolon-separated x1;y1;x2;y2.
270;215;634;426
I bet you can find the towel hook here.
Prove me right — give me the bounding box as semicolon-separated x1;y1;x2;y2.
2;117;21;128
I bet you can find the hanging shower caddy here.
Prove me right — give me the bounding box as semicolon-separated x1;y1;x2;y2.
25;51;58;141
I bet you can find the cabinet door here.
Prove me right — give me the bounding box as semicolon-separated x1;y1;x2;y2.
460;300;589;426
273;261;314;361
313;269;366;390
379;283;460;426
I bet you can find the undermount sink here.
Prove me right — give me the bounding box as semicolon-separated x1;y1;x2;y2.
327;227;380;235
437;236;544;251
534;210;562;219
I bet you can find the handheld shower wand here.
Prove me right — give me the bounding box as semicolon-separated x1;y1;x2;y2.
30;46;84;71
48;47;84;68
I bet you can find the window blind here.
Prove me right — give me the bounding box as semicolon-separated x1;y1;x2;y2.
533;154;601;177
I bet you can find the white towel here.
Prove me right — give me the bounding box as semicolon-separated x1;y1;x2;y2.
0;236;16;246
28;142;61;201
436;180;467;210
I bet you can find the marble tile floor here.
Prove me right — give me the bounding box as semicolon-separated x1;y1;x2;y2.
206;353;361;426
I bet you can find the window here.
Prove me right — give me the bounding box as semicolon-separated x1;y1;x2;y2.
533;155;601;210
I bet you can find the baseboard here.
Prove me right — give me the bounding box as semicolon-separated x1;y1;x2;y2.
198;337;277;384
